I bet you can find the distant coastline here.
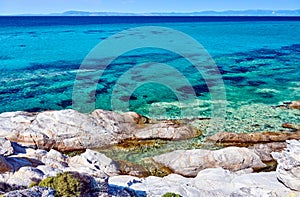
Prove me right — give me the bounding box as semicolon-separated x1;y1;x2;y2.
3;9;300;16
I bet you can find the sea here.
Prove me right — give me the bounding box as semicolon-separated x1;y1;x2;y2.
0;16;299;136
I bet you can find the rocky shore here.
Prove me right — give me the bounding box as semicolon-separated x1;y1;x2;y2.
0;102;299;196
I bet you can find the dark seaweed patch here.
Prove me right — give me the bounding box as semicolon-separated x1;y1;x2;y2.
192;84;209;96
22;91;36;99
235;59;245;63
223;76;245;83
232;66;252;73
247;80;266;86
62;30;75;33
245;57;255;61
26;61;80;71
83;30;105;34
96;88;109;94
257;63;270;67
0;55;13;60
119;95;138;102
53;86;68;94
58;99;72;108
0;88;20;94
216;66;227;75
130;95;138;100
259;92;275;98
25;107;43;112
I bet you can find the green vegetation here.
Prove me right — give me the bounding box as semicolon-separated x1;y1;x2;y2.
162;192;182;197
29;181;38;188
64;150;85;157
38;172;81;197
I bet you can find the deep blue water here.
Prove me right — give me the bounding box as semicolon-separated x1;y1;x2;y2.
1;16;300;27
0;16;299;133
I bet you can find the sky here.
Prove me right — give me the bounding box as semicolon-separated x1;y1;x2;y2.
0;0;299;15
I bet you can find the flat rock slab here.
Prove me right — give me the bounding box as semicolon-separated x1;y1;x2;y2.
152;147;266;177
0;109;201;151
206;131;300;145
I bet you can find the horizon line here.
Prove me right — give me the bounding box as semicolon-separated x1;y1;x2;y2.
1;9;300;16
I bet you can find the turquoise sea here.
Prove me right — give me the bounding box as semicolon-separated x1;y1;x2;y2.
0;16;299;134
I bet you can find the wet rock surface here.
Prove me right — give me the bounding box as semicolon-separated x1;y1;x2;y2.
289;100;300;110
0;109;201;152
206;131;300;145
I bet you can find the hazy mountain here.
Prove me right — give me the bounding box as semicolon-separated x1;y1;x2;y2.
13;9;300;16
60;10;300;16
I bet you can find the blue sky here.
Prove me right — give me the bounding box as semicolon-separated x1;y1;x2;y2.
0;0;299;15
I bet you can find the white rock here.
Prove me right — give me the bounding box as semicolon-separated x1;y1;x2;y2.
152;147;266;177
36;165;63;178
0;109;199;151
68;149;120;178
108;168;300;197
41;149;68;169
7;167;44;186
4;186;55;197
272;140;300;191
0;111;35;137
0;138;14;156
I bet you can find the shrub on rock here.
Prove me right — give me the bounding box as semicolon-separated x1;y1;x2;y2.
38;171;97;197
162;192;182;197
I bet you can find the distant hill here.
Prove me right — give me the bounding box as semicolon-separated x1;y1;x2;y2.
60;10;300;16
14;9;300;16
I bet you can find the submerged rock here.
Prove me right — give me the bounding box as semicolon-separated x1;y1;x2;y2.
133;120;201;140
272;140;300;191
250;142;286;162
282;122;300;131
116;160;149;178
206;131;300;145
152;147;266;177
0;109;201;151
206;131;300;164
289;100;300;110
275;100;300;110
140;158;173;177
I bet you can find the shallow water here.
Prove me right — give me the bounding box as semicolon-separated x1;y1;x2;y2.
1;17;299;133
